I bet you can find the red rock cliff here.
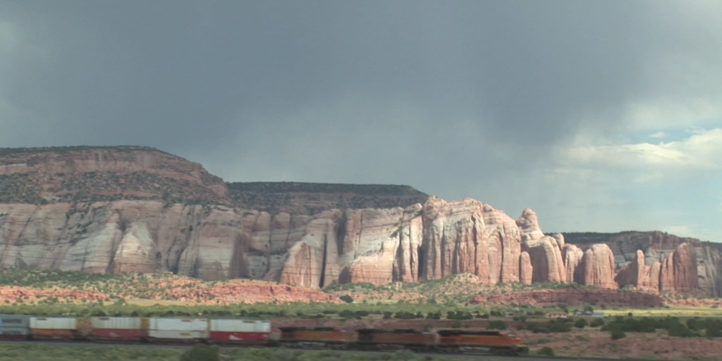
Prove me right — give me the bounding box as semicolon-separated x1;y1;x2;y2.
0;147;714;295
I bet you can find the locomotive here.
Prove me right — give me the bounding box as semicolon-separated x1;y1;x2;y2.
0;314;527;355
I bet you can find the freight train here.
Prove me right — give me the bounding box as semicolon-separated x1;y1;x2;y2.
0;314;527;355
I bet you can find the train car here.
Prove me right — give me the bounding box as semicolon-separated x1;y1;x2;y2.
0;314;31;338
147;318;208;342
29;317;78;339
208;319;270;344
89;317;148;341
436;329;526;354
280;327;355;345
356;329;436;349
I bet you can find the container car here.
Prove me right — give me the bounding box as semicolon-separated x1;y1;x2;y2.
29;317;77;339
208;319;270;344
89;317;148;341
0;314;30;338
147;318;208;341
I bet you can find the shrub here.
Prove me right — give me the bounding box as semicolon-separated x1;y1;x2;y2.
180;344;219;361
339;295;353;303
610;328;626;340
666;320;695;337
394;311;417;319
447;311;473;320
538;347;555;356
590;318;604;327
574;318;588;328
488;320;507;330
706;323;722;337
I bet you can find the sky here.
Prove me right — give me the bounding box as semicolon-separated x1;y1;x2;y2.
0;1;720;242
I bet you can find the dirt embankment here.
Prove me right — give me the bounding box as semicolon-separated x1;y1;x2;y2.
520;329;722;360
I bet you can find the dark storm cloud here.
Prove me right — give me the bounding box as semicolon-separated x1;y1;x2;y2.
1;1;719;205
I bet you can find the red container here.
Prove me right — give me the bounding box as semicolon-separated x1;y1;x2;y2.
209;331;270;343
280;328;355;343
357;329;435;346
90;329;148;341
437;330;522;348
32;329;76;339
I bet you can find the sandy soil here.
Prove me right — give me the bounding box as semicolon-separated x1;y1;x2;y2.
520;329;722;360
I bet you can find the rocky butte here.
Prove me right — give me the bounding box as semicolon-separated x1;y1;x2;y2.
0;146;720;296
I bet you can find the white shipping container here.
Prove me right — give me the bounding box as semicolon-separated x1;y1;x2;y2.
149;318;208;332
30;317;77;330
148;330;208;339
209;319;271;333
91;317;143;330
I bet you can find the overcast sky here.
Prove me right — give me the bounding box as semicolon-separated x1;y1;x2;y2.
1;1;720;242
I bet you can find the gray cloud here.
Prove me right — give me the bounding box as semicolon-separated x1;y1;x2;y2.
1;1;720;238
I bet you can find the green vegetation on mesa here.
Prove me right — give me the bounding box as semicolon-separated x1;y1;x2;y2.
227;182;428;196
0;145;171;157
227;182;429;212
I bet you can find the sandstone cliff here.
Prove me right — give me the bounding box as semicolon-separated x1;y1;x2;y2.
567;231;721;296
0;147;717;295
580;244;617;289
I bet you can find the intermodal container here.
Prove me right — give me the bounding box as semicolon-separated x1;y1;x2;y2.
30;317;77;330
0;314;30;328
91;317;143;330
148;318;208;341
209;319;270;333
0;315;30;338
88;317;147;340
208;319;270;343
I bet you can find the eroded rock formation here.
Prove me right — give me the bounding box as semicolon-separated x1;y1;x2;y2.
0;146;716;295
580;244;617;289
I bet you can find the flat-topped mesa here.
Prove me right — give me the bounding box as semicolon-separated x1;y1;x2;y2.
0;146;229;204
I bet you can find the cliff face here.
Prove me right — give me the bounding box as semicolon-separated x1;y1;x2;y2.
568;232;721;297
0;147;717;295
0;146;229;205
